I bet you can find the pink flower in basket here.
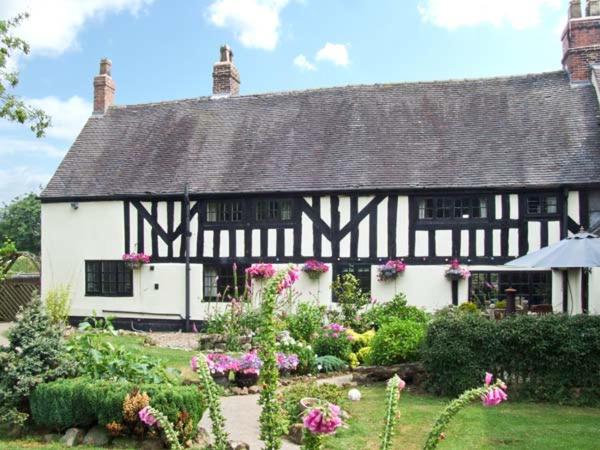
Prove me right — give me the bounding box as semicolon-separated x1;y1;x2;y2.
122;252;151;264
246;263;276;280
302;260;329;279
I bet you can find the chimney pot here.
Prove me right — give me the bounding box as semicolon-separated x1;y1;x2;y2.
93;58;116;114
570;0;582;18
212;45;240;97
587;0;600;16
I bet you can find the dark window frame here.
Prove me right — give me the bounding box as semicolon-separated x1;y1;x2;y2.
206;200;244;224
203;262;248;302
85;260;133;297
332;263;371;302
524;193;559;218
469;270;552;306
416;195;490;222
255;198;294;222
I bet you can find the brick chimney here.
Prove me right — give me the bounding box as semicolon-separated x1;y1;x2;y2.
562;1;600;82
212;45;240;97
93;58;115;114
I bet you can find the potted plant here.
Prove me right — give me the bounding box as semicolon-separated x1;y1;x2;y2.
377;260;407;282
206;353;236;387
302;260;329;280
234;350;262;387
445;259;470;281
122;252;151;269
276;352;299;377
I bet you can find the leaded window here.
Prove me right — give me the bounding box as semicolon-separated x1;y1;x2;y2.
469;271;552;306
85;261;133;297
256;199;292;221
333;263;371;302
417;196;488;220
206;200;243;223
203;263;247;302
525;194;558;216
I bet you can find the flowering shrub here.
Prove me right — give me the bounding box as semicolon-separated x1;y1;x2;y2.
238;350;263;375
277;265;300;293
246;263;276;280
285;303;325;343
445;259;470;280
302;260;329;279
277;339;318;375
377;260;406;282
197;351;300;378
204;353;238;376
122;252;151;264
314;324;353;361
276;353;299;372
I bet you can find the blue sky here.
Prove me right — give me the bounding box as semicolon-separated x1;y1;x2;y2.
0;0;571;203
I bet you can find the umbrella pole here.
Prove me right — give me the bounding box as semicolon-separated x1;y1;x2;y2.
562;270;568;314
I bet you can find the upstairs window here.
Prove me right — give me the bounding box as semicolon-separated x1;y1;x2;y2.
525;194;558;216
206;200;243;223
203;263;247;302
85;261;133;297
256;199;292;221
417;196;488;220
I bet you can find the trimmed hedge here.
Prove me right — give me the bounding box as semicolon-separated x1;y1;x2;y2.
369;319;425;365
422;314;600;405
30;378;204;430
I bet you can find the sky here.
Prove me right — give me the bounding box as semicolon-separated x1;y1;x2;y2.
0;0;573;203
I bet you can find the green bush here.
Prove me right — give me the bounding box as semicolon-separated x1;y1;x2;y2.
30;377;204;431
277;340;318;375
44;284;71;325
421;313;600;405
331;273;370;329
457;302;479;314
0;296;75;426
285;303;325;343
363;294;430;329
316;355;348;373
313;330;352;361
280;382;343;426
369;319;425;366
356;346;372;364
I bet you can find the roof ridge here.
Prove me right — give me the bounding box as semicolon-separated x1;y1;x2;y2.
109;70;567;110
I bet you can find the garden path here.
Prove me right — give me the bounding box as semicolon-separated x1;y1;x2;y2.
0;321;12;346
199;374;353;449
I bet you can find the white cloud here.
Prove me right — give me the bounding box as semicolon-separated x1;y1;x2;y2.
26;96;91;141
0;138;66;158
0;0;153;61
315;43;349;66
0;166;51;203
418;0;562;30
293;54;316;71
207;0;290;50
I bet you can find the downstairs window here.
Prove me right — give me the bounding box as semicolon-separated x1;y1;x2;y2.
333;263;371;302
85;261;133;297
203;263;248;302
469;271;552;306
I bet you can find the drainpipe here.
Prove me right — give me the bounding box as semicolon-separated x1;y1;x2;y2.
184;184;191;332
561;187;569;313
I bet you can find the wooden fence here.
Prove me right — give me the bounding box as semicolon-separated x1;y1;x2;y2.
0;274;40;321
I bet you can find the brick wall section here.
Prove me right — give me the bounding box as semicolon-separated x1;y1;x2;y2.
212;62;240;96
562;17;600;81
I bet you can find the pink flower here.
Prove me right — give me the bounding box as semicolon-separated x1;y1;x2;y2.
139;406;159;427
302;260;329;274
485;372;493;386
277;266;300;293
192;322;199;333
450;259;460;269
303;403;342;435
246;263;276;279
398;378;406;391
482;387;508;407
190;356;198;372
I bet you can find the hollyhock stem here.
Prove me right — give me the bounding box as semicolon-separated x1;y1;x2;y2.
301;431;323;450
423;378;506;450
138;406;183;450
195;353;229;449
380;375;405;450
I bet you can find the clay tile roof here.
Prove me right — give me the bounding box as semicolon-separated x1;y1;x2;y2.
41;70;600;199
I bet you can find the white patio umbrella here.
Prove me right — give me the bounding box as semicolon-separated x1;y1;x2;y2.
505;228;600;313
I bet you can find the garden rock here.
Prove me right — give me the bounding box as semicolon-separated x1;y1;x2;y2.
42;433;61;443
228;440;250;450
140;439;165;450
112;436;141;448
287;423;304;445
248;385;261;394
83;425;110;446
194;426;213;447
352;362;425;384
60;428;85;447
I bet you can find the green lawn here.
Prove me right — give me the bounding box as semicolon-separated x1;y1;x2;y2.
324;385;600;450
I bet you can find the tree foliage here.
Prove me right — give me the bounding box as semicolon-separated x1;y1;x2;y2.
0;13;50;137
0;192;41;254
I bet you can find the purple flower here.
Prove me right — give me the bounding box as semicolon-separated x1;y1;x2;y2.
206;353;237;375
277;266;301;293
481;372;508;407
237;350;263;375
277;353;300;371
190;356;198;372
139;406;159;427
302;260;329;274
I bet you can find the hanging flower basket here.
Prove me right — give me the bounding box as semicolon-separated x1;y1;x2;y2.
377;260;407;282
302;260;329;280
122;253;150;270
245;263;276;280
445;259;470;281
